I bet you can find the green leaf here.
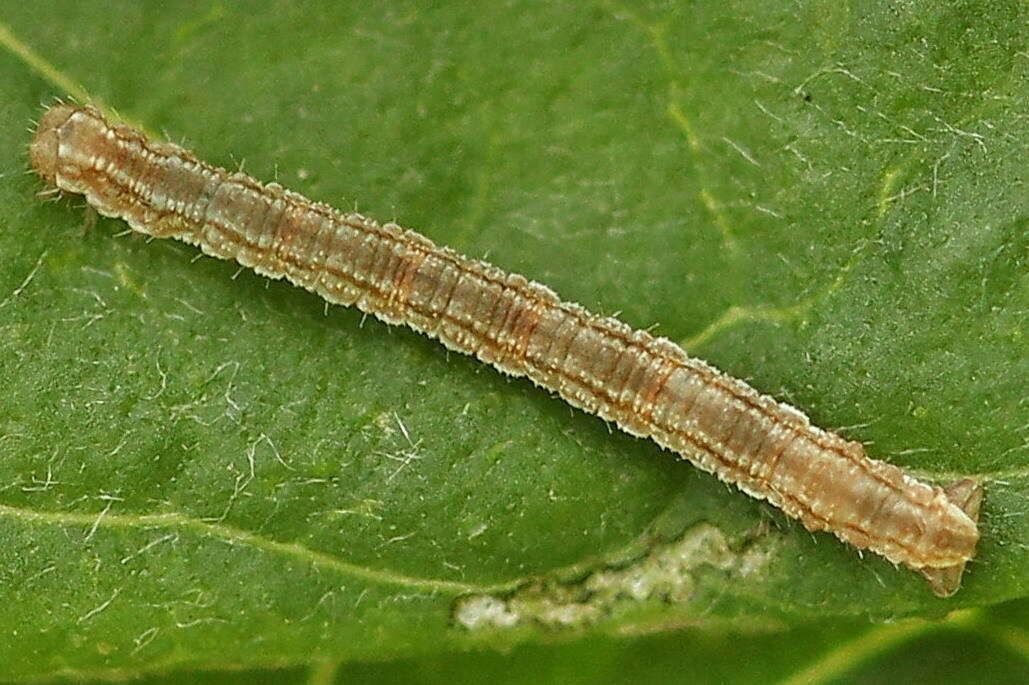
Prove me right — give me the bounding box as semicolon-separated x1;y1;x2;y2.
0;0;1025;681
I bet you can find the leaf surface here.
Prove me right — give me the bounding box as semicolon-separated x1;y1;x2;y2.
0;1;1025;680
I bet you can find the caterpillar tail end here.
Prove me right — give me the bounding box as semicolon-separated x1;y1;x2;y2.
920;478;984;598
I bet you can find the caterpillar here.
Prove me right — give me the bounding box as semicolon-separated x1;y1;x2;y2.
29;103;983;596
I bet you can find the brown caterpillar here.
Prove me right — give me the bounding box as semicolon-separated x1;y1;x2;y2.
29;104;983;596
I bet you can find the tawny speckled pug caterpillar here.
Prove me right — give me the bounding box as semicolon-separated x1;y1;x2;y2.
30;104;983;596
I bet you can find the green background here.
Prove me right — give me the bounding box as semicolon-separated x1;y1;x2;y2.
0;1;1025;682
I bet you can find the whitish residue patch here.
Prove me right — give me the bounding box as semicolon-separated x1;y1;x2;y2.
453;523;776;630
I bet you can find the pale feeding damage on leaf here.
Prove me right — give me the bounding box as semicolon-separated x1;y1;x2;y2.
29;103;984;596
453;523;777;630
